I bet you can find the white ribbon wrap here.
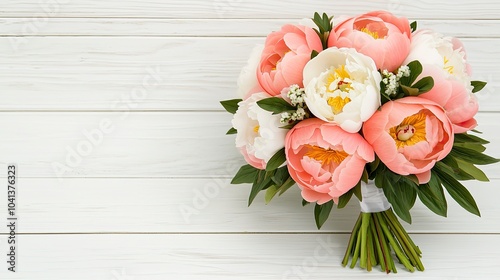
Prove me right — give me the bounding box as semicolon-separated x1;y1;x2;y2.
359;181;392;213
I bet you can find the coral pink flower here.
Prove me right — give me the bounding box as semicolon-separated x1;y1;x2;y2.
404;30;478;133
257;24;323;96
285;118;374;204
329;10;411;72
363;97;454;184
418;65;478;133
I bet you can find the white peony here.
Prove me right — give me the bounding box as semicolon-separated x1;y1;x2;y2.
231;92;288;169
404;29;472;89
236;44;264;98
303;47;382;133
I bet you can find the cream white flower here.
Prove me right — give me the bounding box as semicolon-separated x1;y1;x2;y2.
404;29;472;89
237;44;264;98
231;92;288;169
303;47;382;133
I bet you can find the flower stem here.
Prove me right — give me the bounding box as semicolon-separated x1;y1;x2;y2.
359;213;370;269
375;212;415;272
386;210;422;255
342;213;362;267
341;209;424;273
370;215;387;272
383;211;425;271
350;225;362;268
366;221;374;271
373;211;394;273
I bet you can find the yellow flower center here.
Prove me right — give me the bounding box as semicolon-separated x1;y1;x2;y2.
390;110;427;149
304;145;349;165
326;65;353;93
253;125;260;133
327;96;352;114
443;56;454;74
360;27;379;39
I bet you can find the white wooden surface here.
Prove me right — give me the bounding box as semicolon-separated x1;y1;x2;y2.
0;1;499;279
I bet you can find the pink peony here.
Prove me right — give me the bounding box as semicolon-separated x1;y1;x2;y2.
257;24;323;96
404;30;478;133
363;97;454;184
329;10;411;72
418;65;478;133
285;118;374;204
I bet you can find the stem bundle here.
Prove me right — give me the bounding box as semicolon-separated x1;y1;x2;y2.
342;208;424;273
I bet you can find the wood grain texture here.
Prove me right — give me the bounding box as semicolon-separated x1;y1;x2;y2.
1;0;500;19
1;18;499;37
0;112;498;178
0;37;498;111
1;0;500;278
0;234;498;279
0;178;497;234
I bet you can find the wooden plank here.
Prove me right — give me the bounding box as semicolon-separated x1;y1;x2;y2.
0;178;498;234
1;18;499;38
0;112;498;178
0;37;499;111
0;234;498;279
1;0;499;19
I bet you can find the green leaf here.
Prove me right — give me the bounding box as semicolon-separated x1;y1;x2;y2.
455;159;489;182
367;157;380;178
257;97;296;114
400;85;420;96
400;60;423;86
353;181;363;201
278;177;296;195
266;148;286;171
280;123;296;129
226;127;237;135
312;12;332;33
382;175;416;224
405;174;420;186
450;146;500;165
410;21;417;32
271;165;289;186
220;99;242;114
417;172;448;217
471;80;487;93
311;50;319;59
302;199;310;206
434;169;481;216
361;169;369;183
374;170;385;189
231;164;260;184
411;76;434;94
438;157;474;181
454;133;489;144
265;185;280;204
312;12;323;31
337;189;353;209
453;142;486;153
314;200;334;229
248;170;273;206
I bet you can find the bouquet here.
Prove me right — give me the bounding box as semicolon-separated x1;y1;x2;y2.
220;10;498;273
